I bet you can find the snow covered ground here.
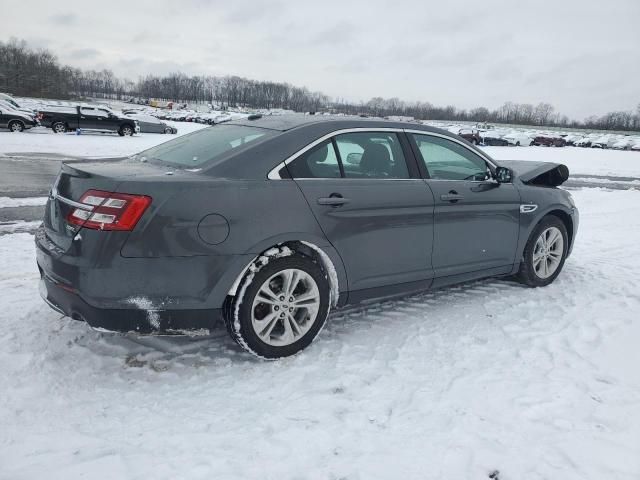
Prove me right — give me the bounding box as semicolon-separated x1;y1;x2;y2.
483;146;640;178
0;121;206;159
1;135;640;479
1;187;639;479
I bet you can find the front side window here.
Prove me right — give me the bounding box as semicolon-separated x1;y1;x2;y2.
334;132;409;179
287;140;341;178
412;134;490;181
133;124;275;168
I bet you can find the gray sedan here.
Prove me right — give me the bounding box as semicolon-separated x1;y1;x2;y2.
36;116;578;358
125;113;177;134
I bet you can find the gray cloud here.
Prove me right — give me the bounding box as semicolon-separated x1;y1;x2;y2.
69;48;101;60
49;13;77;25
4;0;640;119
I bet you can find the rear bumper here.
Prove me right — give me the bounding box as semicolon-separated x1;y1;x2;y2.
34;225;241;335
39;269;222;335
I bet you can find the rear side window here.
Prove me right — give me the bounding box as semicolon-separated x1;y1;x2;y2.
334;132;409;179
287;140;341;178
286;131;410;179
134;125;275;167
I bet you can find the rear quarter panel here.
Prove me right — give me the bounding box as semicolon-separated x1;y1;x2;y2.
119;177;348;306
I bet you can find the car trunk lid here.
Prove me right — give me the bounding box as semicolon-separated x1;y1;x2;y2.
42;158;173;253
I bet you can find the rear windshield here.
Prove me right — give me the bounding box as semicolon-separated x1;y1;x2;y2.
133;124;275;168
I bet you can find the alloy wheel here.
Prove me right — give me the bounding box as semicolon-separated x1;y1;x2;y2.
532;226;564;279
251;268;321;346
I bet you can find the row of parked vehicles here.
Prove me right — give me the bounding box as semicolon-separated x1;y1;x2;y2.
445;124;640;150
0;93;179;136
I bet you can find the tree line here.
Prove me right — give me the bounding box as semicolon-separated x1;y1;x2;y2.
1;38;639;131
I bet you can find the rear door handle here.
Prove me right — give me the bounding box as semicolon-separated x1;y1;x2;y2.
317;196;349;206
440;192;464;202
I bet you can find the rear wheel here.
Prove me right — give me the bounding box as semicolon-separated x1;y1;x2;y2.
8;120;25;132
52;122;67;133
517;216;568;287
225;252;330;359
164;127;173;134
119;125;134;136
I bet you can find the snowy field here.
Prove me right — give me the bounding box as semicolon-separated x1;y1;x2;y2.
483;146;640;178
1;133;640;479
0;121;206;159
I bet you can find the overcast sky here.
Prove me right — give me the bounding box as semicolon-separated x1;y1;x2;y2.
4;0;639;119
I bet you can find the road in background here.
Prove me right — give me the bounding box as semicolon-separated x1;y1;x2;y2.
1;153;639;229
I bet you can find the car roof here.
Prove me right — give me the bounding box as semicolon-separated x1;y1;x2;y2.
229;114;444;133
209;114;496;179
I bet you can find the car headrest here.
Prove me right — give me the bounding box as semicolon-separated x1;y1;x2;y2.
360;143;391;175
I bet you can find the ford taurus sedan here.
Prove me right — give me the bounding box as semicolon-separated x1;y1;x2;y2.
36;116;578;358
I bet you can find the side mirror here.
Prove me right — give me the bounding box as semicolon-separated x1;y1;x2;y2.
495;166;513;183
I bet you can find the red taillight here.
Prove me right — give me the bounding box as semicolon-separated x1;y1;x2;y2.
66;189;152;231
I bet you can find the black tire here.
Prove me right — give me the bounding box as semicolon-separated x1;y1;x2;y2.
8;120;25;132
52;122;67;133
516;141;521;146
119;125;134;136
225;251;331;359
164;127;173;134
517;215;569;287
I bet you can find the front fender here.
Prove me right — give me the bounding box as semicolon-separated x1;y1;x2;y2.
515;201;576;265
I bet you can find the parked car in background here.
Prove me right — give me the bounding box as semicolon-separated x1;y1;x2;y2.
0;93;36;114
563;134;584;146
591;136;617;149
533;135;566;147
448;126;481;145
0;95;37;116
503;132;532;147
0;104;38;132
481;132;509;146
39;105;139;136
123;112;177;134
612;137;639;150
575;137;593;148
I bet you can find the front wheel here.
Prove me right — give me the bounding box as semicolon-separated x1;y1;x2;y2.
517;216;568;287
119;125;134;136
8;120;25;132
225;252;331;359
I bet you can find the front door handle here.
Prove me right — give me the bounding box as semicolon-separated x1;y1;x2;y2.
317;195;349;206
440;191;464;202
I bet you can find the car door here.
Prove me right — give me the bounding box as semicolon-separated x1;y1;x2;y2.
286;130;435;294
78;106;102;130
94;108;113;131
408;131;521;279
